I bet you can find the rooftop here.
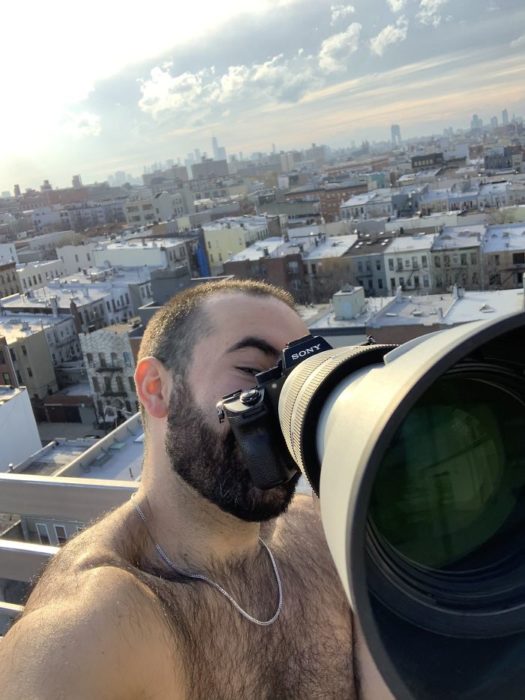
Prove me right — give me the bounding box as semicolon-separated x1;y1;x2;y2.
203;215;269;232
228;237;284;262
385;233;437;253
483;223;525;253
0;313;70;342
432;225;485;251
101;238;186;251
1;285;109;310
369;287;525;327
303;234;358;260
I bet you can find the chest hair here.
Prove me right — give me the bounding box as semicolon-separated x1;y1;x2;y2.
131;541;356;700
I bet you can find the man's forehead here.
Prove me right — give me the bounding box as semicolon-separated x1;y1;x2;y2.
201;291;307;339
203;291;298;318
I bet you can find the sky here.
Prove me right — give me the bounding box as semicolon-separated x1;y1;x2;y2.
1;0;524;192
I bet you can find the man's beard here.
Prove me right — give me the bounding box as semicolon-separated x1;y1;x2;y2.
165;385;299;522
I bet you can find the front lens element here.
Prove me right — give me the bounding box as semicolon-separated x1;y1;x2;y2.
370;373;525;571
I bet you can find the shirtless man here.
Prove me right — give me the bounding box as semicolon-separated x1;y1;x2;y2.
0;279;391;699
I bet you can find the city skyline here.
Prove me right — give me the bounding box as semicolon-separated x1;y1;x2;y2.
2;0;524;192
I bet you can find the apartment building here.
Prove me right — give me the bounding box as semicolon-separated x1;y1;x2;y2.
346;233;395;296
0;263;21;298
92;238;191;272
56;241;100;275
431;225;484;292
0;386;41;472
384;234;436;293
483;223;525;289
202;216;274;275
80;324;138;423
16;259;65;292
0;321;58;400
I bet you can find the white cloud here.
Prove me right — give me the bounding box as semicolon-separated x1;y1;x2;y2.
139;53;322;121
386;0;406;12
62;112;102;138
319;23;362;72
417;0;449;27
330;4;355;25
139;23;366;122
370;17;409;56
510;34;525;49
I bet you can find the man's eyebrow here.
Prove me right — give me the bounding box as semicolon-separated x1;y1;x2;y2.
226;336;280;357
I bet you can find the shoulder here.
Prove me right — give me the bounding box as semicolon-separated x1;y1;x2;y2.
0;505;183;699
1;564;180;699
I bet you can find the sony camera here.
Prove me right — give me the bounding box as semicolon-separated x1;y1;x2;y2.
216;334;332;489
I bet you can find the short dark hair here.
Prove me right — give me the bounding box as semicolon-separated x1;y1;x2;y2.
138;279;295;377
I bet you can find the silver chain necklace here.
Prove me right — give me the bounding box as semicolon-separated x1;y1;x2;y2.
131;496;283;626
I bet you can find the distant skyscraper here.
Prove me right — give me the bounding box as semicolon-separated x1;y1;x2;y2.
391;124;402;146
470;114;483;131
490;116;498;129
211;136;219;160
72;174;82;189
502;109;509;125
13;184;21;197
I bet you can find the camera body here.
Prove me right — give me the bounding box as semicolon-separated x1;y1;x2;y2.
216;334;332;489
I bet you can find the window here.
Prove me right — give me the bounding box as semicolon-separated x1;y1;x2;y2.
378;279;383;289
358;261;363;273
375;260;381;271
36;523;51;545
21;344;27;356
99;352;107;367
470;253;477;265
399;277;405;287
494;255;500;266
388;259;394;271
27;367;33;377
434;256;441;268
123;352;132;367
54;524;67;545
390;278;396;290
111;352;118;366
460;253;467;266
128;376;135;392
513;252;525;265
86;352;94;367
444;255;450;267
423;276;429;288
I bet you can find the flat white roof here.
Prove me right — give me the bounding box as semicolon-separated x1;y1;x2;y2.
385;233;437;253
0;313;70;342
432;225;485;250
304;234;358;260
369;288;525;327
1;286;109;310
102;239;185;251
483;224;525;253
229;238;283;262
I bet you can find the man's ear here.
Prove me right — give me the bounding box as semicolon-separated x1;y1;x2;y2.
135;357;172;419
